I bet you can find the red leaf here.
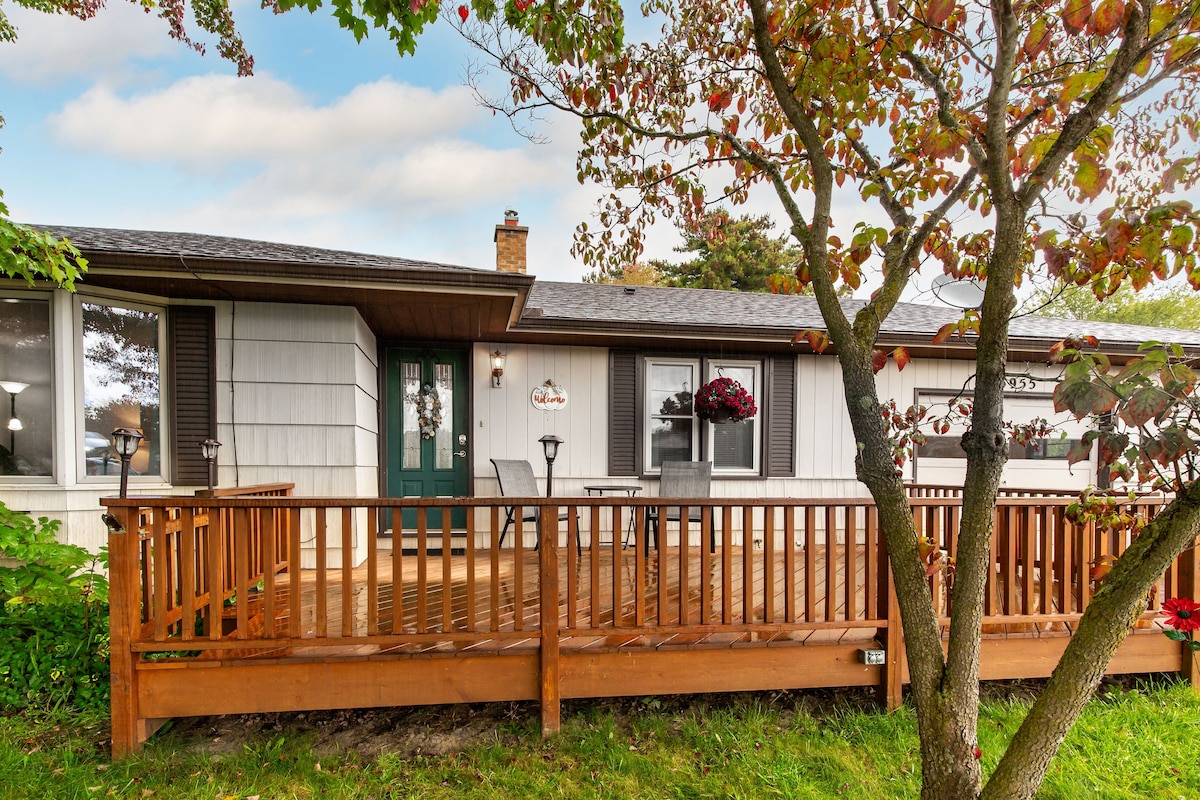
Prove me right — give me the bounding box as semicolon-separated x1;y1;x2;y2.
925;0;954;26
1066;437;1094;465
892;346;911;371
870;349;889;373
932;322;955;345
1090;0;1125;35
458;4;469;21
1062;0;1092;34
514;0;532;9
608;84;618;104
1119;387;1170;428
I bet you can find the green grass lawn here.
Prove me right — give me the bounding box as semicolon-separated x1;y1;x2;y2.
3;680;1199;799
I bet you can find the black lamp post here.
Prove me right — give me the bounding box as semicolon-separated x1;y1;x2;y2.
538;434;563;497
1;381;28;455
199;438;221;491
111;427;143;499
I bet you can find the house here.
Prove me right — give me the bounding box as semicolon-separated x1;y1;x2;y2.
4;214;1200;562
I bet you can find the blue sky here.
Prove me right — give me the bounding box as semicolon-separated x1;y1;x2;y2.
0;2;631;282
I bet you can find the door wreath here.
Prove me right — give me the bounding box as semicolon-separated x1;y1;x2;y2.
407;383;443;439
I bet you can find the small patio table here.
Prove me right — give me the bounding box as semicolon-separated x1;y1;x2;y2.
583;484;642;546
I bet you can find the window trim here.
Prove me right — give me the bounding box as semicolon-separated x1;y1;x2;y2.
75;295;170;485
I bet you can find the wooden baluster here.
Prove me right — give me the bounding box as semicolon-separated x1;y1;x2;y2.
180;508;196;641
742;506;755;624
262;508;277;638
109;506;142;757
763;506;775;624
864;506;878;624
590;505;601;629
844;505;857;622
152;509;168;642
513;508;524;632
288;507;301;639
315;508;328;639
701;506;714;626
635;508;647;627
612;505;624;627
824;506;837;623
490;506;501;632
417;507;428;634
678;507;690;627
367;508;379;636
441;506;452;634
567;504;578;629
234;507;250;640
658;506;671;625
804;506;817;623
721;507;733;624
343;507;355;638
465;506;476;632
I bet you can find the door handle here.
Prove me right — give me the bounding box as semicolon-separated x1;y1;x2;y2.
454;450;467;458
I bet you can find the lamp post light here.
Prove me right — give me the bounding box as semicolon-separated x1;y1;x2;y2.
199;438;221;491
538;434;563;497
0;381;29;455
110;427;143;499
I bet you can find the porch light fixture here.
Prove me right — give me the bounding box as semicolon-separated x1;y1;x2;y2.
490;350;506;388
539;434;563;497
1;381;28;455
199;438;221;491
111;427;143;499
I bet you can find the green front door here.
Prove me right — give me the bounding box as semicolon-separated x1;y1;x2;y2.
385;348;470;529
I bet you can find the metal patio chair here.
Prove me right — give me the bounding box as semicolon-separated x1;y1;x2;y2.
490;458;579;555
645;460;715;551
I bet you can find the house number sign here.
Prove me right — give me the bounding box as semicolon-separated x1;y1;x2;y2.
531;380;568;411
1004;374;1039;392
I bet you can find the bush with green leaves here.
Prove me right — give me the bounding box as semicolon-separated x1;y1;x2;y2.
0;502;109;711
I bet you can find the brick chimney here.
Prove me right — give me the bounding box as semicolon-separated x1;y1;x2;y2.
494;209;528;274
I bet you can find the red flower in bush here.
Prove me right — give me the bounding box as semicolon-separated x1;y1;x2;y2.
694;377;757;423
1162;597;1200;632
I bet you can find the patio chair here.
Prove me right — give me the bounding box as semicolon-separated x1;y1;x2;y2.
645;460;715;551
490;459;580;555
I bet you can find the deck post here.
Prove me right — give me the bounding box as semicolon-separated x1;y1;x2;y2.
1178;542;1200;689
107;505;142;757
878;533;904;711
539;504;562;736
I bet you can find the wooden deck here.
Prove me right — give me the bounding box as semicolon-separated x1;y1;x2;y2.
106;493;1189;756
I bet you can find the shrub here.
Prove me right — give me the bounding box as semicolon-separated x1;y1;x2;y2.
0;502;109;711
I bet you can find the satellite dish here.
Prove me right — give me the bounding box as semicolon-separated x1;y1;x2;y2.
931;274;987;309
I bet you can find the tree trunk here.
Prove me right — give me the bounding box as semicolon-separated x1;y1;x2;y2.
981;481;1200;799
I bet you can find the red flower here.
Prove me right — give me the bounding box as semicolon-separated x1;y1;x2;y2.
1162;597;1200;632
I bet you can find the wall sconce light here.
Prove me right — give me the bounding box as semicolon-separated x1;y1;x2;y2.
490;350;506;388
199;438;221;491
1;381;28;455
110;427;144;499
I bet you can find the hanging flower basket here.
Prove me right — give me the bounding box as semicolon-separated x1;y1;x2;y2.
694;376;757;424
406;383;443;439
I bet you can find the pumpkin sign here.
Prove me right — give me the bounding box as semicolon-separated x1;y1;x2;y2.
531;380;568;411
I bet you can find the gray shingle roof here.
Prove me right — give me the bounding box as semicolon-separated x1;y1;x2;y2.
36;224;487;275
520;282;1200;349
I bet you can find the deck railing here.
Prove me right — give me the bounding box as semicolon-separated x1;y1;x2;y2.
105;492;1188;756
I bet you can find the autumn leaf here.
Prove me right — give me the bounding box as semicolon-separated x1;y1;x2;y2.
1089;0;1125;36
1119;387;1170;427
925;0;955;26
892;346;911;371
1062;0;1092;35
457;4;468;21
932;322;956;345
871;348;888;373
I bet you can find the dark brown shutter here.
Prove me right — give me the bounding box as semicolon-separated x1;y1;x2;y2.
765;354;796;477
168;306;217;485
609;350;638;476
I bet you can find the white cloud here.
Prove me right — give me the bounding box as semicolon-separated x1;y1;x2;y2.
0;3;174;84
50;75;482;165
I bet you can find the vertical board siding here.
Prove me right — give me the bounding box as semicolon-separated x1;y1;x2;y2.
169;306;217;485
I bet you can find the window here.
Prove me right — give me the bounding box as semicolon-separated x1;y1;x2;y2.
645;359;698;470
705;361;760;473
81;301;163;479
0;296;53;477
640;357;768;475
